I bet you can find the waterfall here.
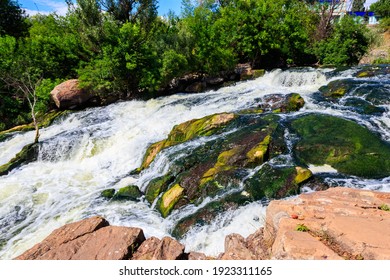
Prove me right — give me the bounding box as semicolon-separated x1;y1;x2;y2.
0;66;389;259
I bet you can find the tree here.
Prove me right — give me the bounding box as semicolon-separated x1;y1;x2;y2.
98;0;158;26
0;0;29;37
369;0;390;17
352;0;366;12
314;15;370;66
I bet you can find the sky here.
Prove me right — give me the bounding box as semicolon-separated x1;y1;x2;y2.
19;0;183;16
18;0;380;17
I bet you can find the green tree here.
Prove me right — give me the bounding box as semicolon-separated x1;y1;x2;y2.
370;0;390;17
352;0;366;12
98;0;158;26
314;15;370;66
0;0;29;37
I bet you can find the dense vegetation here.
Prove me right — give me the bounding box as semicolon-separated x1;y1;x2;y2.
0;0;377;131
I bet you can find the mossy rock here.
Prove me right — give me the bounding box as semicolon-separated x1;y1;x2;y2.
244;164;312;200
0;143;39;176
113;185;142;201
343;98;385;115
172;190;249;239
145;174;175;204
101;189;115;199
0;111;67;142
290;114;390;178
319;79;353;98
156;184;185;218
354;65;390;78
286;93;305;112
138;112;236;171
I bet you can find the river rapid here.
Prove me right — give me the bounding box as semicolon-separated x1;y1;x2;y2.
0;66;389;258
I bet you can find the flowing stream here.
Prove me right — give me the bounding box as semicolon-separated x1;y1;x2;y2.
0;66;389;258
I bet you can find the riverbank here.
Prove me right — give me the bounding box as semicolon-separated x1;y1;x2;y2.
15;187;390;260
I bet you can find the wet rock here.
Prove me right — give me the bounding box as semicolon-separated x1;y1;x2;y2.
145;174;175;204
138;112;237;171
113;185;142;201
157;184;185;218
319;79;354;98
354;65;390;78
51;79;93;109
101;189;115;199
185;81;207;93
0;143;39;176
0;111;67;142
290;114;390;178
244;164;312;200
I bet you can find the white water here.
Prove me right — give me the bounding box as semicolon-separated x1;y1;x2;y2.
0;67;389;259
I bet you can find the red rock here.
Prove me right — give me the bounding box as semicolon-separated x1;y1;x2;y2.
264;187;390;260
219;233;256;260
16;216;108;260
131;237;161;260
151;237;185;260
50;79;93;109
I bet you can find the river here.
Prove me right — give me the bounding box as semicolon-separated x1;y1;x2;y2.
0;66;389;258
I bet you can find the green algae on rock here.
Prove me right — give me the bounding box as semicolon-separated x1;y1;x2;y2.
157;184;185;218
244;164;312;200
145;174;175;204
113;185;142;201
138;112;237;171
0;143;39;176
290;114;390;178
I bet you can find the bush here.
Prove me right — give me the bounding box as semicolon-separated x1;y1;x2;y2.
314;16;370;66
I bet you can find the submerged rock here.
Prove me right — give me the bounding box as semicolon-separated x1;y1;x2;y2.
290;114;390;178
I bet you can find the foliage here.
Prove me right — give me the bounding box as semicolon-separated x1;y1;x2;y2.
296;224;310;232
379;204;390;211
0;0;376;131
314;16;370;66
352;0;366;12
370;0;390;18
0;0;30;37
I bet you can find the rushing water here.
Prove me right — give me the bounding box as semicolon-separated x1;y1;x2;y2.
0;66;389;259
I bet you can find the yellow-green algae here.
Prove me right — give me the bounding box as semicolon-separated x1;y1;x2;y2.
157;184;185;218
139;113;236;171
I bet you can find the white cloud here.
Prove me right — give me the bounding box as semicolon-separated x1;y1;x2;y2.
25;0;69;16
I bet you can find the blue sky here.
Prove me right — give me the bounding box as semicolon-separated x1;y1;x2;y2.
19;0;183;16
18;0;380;17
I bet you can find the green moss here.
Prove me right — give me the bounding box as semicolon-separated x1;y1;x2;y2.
200;147;242;185
246;135;271;166
157;184;184;218
286;93;305;112
113;185;142;201
0;143;39;176
101;189;115;199
294;167;312;184
145;174;175;204
290;114;390;178
138;113;236;171
319;79;352;98
244;164;309;200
